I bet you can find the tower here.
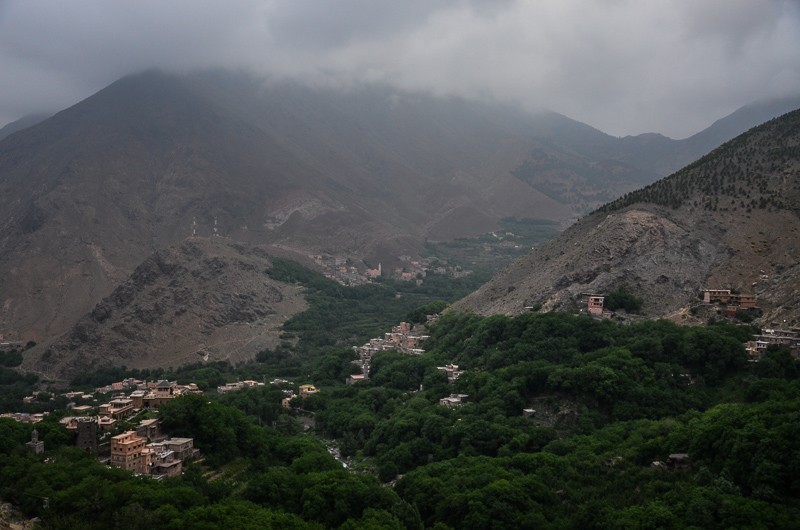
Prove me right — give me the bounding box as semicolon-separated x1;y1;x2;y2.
26;428;44;454
76;417;98;453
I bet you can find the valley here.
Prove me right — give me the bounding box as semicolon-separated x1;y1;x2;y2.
1;70;797;373
0;69;799;530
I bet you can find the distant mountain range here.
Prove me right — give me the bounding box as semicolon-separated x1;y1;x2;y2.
454;108;800;327
0;68;797;357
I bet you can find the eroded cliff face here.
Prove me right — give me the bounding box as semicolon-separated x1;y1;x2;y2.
454;206;720;316
23;238;308;380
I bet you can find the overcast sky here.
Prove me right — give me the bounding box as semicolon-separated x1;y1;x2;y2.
1;0;799;138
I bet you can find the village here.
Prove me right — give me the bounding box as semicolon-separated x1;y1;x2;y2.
311;253;472;286
4;378;207;478
3;287;799;480
348;319;470;408
2;312;474;475
579;288;800;360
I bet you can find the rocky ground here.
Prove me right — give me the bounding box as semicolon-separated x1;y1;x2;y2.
22;238;308;381
454;204;800;328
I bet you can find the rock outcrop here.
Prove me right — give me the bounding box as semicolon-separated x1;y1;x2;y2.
23;238;307;380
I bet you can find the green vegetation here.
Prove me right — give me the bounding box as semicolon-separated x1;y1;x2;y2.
3;270;799;527
498;217;561;242
604;286;643;312
0;394;418;528
599;109;800;214
307;312;800;527
0;366;40;414
70;361;233;392
0;350;23;368
266;258;482;352
422;217;561;274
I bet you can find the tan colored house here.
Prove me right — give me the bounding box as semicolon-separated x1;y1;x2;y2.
299;384;319;398
703;289;731;303
97;416;117;432
99;397;135;420
110;431;151;474
730;293;757;308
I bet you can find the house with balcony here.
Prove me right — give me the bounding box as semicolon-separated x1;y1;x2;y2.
110;431;151;474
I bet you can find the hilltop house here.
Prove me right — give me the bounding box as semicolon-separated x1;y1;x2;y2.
702;289;757;308
587;295;605;316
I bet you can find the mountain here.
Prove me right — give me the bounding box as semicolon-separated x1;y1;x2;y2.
679;94;800;160
0;114;49;142
22;237;310;380
454;109;800;326
0;69;797;347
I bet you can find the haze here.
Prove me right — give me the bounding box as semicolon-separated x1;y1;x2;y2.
1;0;799;138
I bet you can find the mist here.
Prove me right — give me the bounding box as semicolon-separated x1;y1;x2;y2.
1;0;799;137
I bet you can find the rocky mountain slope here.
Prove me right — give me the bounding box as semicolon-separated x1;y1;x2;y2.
22;237;308;380
1;69;796;346
0;114;49;142
454;110;800;327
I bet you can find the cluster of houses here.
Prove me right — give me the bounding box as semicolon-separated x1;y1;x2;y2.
581;289;761;320
311;254;375;286
217;380;265;394
746;328;800;360
702;289;758;317
0;411;48;423
96;378;201;397
393;255;472;283
15;404;197;478
49;380;201;435
310;252;473;287
352;322;429;378
109;427;196;477
349;323;468;406
280;384;319;410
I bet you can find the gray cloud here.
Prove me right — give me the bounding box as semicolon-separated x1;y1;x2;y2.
0;0;798;138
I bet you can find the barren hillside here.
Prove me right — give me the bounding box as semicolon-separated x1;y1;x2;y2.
23;238;308;380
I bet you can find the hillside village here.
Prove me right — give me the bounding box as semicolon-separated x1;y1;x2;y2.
579;288;800;360
1;314;477;477
311;253;472;286
2;241;799;487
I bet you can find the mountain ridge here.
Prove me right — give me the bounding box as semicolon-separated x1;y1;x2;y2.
1;69;798;348
453;109;800;326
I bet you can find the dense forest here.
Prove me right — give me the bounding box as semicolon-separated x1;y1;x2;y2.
2;305;799;528
600;109;800;213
